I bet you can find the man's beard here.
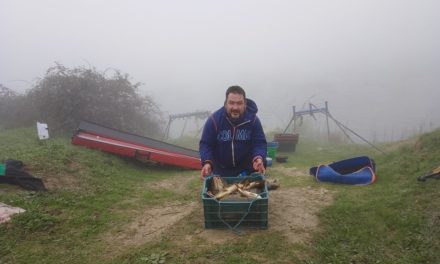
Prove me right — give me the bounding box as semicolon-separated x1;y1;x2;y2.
228;111;242;122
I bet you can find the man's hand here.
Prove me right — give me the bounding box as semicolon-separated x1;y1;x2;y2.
253;157;266;174
200;163;212;180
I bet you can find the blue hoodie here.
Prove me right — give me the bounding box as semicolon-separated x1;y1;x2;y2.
199;98;267;176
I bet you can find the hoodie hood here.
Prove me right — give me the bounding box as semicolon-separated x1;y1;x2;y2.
245;98;258;115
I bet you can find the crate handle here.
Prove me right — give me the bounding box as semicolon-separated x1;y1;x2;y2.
217;199;256;235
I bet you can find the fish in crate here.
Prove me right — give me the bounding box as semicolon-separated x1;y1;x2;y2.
201;174;269;230
206;176;265;200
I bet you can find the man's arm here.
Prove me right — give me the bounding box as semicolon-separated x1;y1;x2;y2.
199;116;217;179
201;163;212;180
251;116;267;173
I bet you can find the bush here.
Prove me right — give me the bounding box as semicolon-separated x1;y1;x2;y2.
1;63;163;137
0;84;34;129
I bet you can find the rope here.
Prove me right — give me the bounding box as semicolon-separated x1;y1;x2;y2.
217;199;256;235
213;173;265;234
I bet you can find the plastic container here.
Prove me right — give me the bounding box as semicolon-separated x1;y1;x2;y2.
275;155;288;163
266;157;273;167
0;164;5;176
274;133;299;152
201;174;268;229
267;141;279;159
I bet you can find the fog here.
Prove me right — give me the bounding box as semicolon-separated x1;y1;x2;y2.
1;0;439;141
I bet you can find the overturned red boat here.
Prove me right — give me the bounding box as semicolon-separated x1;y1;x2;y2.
71;121;201;170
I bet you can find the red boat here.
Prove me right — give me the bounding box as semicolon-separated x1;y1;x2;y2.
71;121;201;170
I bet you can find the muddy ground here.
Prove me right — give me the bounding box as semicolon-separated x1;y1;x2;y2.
100;168;335;255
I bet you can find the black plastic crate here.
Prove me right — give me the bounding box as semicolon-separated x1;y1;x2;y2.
201;174;268;229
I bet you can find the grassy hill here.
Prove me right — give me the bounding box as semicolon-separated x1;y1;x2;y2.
309;130;440;263
0;127;439;263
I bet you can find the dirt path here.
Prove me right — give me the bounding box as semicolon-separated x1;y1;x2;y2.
191;186;334;245
269;187;334;244
100;174;198;255
102;201;198;251
101;173;334;255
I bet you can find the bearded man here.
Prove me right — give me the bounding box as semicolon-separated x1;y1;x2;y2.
199;86;267;179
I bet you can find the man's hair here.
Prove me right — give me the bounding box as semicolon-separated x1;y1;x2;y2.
225;86;246;102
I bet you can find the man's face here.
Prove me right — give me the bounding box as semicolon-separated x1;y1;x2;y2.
225;93;246;120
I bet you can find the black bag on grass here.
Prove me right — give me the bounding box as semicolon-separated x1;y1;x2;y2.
0;159;47;191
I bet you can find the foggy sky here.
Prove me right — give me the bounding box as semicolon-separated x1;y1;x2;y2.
1;0;439;141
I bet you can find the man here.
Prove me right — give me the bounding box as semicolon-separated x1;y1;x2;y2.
199;86;267;179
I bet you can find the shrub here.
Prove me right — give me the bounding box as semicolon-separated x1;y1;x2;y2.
1;63;163;137
0;84;34;129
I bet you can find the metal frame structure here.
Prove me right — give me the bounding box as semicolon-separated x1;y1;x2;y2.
284;102;330;136
283;102;385;154
164;111;210;139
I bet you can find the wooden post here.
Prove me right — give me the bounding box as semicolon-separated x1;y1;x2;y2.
164;117;172;140
180;118;188;138
292;106;296;132
325;101;330;141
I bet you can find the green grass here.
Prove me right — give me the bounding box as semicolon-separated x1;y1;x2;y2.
0;128;198;263
306;130;440;264
0;127;439;263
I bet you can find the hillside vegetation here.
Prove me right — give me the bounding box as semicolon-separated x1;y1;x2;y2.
0;64;162;136
0;127;439;263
